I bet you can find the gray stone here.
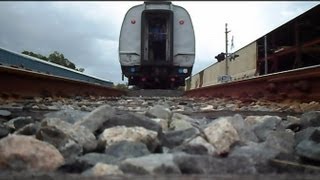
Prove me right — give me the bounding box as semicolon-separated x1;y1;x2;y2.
169;113;194;131
58;153;119;173
44;109;89;124
70;125;98;153
0;135;64;171
282;116;302;132
229;142;279;173
227;114;259;143
185;136;216;156
41;117;73;132
300;111;320;129
252;116;282;142
150;118;169;132
264;131;295;154
120;154;181;175
36;126;82;161
13;117;34;130
163;127;200;148
5;116;33;130
14;123;40;136
0;124;10;138
41;118;97;153
295;128;320;162
82;163;123;176
0;109;11;117
104;141;150;160
97;111;163;137
295;139;320;162
173;154;257;174
74;104;115;133
145;105;172;120
294;127;317;147
169;143;209;155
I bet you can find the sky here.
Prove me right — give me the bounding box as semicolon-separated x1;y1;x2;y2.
0;1;319;85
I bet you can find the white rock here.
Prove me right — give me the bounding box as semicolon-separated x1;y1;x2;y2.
83;163;123;176
99;126;158;147
204;118;240;154
200;105;214;111
244;115;281;127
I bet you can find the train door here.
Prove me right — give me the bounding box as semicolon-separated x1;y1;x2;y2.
141;10;173;64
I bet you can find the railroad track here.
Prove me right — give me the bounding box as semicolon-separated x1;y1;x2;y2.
185;65;320;102
0;65;125;99
0;64;320;179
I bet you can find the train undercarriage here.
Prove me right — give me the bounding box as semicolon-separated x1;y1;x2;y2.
122;65;192;89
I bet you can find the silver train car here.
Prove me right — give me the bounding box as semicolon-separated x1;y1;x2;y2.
119;1;195;89
0;47;113;87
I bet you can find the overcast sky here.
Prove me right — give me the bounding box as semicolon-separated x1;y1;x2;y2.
0;1;319;84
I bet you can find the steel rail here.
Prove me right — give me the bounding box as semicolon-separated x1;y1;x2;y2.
0;65;126;98
184;65;320;102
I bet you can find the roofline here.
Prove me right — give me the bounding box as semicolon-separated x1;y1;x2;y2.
144;1;172;5
0;46;112;83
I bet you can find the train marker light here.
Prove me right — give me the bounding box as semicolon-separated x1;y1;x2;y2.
183;68;188;73
179;20;184;25
131;19;136;24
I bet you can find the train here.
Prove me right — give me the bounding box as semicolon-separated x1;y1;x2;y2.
119;1;195;89
0;47;114;87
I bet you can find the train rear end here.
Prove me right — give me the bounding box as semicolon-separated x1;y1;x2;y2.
119;1;195;89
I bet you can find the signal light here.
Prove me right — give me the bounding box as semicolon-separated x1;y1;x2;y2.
215;52;226;62
170;77;175;82
141;77;146;82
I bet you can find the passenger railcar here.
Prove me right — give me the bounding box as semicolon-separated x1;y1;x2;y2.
119;1;195;89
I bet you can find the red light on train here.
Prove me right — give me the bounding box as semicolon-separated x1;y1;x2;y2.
179;20;184;25
131;19;136;24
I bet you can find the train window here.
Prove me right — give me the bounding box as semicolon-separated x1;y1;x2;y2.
148;17;167;62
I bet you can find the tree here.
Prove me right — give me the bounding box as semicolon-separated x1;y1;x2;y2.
114;83;128;90
22;50;48;61
22;50;85;72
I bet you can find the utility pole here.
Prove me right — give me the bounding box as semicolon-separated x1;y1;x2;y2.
264;35;268;74
225;23;231;75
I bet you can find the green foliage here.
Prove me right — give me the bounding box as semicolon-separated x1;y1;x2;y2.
114;83;128;90
22;50;84;72
22;51;48;61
